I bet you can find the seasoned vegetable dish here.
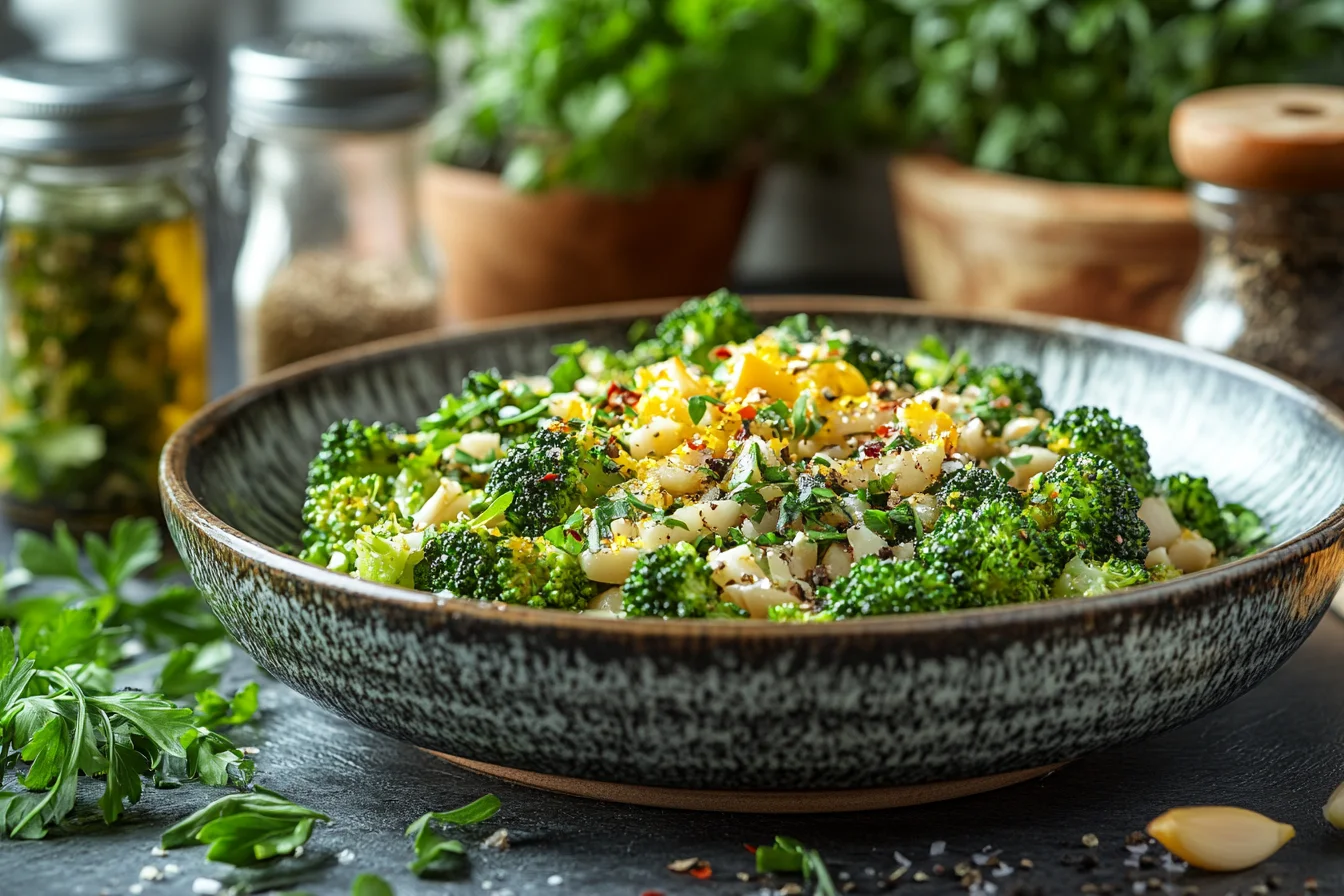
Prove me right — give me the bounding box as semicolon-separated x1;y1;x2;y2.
295;292;1268;620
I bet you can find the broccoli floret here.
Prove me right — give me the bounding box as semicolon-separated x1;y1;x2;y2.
960;364;1050;434
415;521;504;600
1047;407;1155;496
1159;473;1228;549
937;465;1023;514
919;499;1065;606
352;521;423;587
1220;503;1270;557
631;290;759;368
1026;452;1149;563
1050;554;1151;599
767;603;834;623
298;419;426;568
495;537;596;611
623;542;729;618
818;555;961;617
299;474;390;569
306;419;413;487
484;422;626;536
844;336;910;385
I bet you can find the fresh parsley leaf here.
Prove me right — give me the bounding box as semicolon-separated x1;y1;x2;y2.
755;836;839;896
194;682;260;729
405;794;501;879
351;874;396;896
155;641;233;699
687;395;724;426
160;788;328;865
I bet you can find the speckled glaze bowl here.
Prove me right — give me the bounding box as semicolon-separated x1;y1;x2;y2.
162;298;1344;810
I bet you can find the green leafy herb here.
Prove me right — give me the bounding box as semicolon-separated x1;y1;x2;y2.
755;836;839;895
161;788;328;865
688;395;725;426
155;641;233;699
351;873;396;896
405;794;501;879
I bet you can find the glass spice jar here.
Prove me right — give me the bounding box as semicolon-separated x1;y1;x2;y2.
222;33;440;380
0;57;209;531
1172;85;1344;407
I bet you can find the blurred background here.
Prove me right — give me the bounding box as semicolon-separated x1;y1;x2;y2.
0;0;1341;530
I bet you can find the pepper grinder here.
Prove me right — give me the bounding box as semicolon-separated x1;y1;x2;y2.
1171;85;1344;408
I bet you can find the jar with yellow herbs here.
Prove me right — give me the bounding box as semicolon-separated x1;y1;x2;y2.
223;33;440;380
0;57;208;531
1172;85;1344;407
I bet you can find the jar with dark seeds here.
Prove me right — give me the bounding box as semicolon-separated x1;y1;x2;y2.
1171;85;1344;407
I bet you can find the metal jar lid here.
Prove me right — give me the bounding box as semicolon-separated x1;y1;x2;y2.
230;32;436;133
0;55;203;163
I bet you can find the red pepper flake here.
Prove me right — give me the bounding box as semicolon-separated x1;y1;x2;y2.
689;864;712;880
743;843;758;854
712;346;732;359
876;421;897;438
565;529;582;542
738;406;758;422
686;434;706;451
861;440;883;458
641;891;666;896
539;472;560;482
605;382;642;409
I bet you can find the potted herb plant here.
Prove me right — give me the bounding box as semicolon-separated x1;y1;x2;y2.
887;0;1343;333
404;0;902;321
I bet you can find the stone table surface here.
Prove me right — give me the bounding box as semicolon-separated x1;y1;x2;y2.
7;607;1344;896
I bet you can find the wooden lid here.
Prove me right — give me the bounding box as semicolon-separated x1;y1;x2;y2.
1171;84;1344;191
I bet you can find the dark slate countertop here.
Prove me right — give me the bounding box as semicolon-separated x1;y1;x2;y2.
9;610;1344;896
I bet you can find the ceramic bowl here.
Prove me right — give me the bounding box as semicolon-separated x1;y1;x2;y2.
161;298;1344;811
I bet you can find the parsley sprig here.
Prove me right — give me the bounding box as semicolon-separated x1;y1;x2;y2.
1;518;256;840
405;794;501;878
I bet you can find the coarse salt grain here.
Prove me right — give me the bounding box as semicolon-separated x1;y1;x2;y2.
482;882;493;891
338;849;356;865
192;879;223;895
930;841;946;857
138;866;161;881
894;851;912;868
164;865;180;878
150;847;168;858
129;886;143;896
547;875;563;886
992;865;1015;878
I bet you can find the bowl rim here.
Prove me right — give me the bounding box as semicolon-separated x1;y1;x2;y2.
161;296;1344;639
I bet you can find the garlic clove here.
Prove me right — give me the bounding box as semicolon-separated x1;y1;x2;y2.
1324;780;1344;829
1147;807;1295;872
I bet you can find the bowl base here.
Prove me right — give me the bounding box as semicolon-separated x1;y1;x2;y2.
427;752;1064;813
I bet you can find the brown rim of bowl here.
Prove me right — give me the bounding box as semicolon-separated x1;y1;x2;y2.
160;296;1344;639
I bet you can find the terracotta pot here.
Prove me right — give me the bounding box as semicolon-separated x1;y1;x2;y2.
421;164;755;322
889;154;1200;334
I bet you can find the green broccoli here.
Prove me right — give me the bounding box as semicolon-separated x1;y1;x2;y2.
919;498;1066;606
937;465;1023;513
299;473;391;569
298;419;426;568
484;422;626;536
960;364;1050;434
843;335;910;384
1159;473;1228;549
1047;406;1155;495
630;290;759;368
494;537;596;611
414;520;504;600
306;419;414;487
352;521;423;587
622;542;734;618
816;555;961;617
1050;554;1151;599
1220;503;1270;558
1026;453;1150;563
